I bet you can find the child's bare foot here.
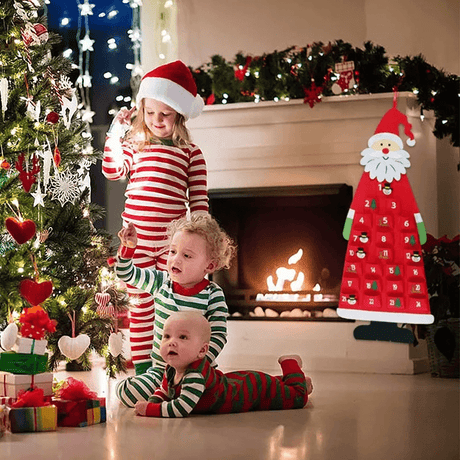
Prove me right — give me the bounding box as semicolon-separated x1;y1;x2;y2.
134;401;149;416
278;354;303;368
306;376;314;395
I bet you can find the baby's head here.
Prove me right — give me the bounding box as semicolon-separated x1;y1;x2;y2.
168;213;236;273
160;311;211;368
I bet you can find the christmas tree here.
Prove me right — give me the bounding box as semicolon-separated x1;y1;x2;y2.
0;0;127;377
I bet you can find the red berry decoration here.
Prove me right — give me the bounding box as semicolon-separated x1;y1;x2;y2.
46;111;59;124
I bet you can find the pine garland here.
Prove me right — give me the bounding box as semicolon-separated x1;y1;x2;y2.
190;41;459;147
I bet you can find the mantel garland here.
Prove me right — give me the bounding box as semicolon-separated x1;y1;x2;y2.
190;41;459;148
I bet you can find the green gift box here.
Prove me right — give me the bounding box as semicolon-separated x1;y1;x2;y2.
0;352;48;375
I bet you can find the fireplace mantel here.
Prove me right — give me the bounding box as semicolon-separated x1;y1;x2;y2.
188;92;438;234
188;92;432;375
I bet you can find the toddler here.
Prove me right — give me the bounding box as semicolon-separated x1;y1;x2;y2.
115;213;236;407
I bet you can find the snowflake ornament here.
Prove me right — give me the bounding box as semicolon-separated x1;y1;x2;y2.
48;169;82;206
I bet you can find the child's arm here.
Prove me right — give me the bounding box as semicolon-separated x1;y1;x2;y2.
115;223;166;293
102;107;136;180
205;285;229;363
187;146;209;214
135;371;206;418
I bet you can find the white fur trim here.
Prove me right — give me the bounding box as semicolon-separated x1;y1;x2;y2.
414;213;423;223
337;308;434;324
368;132;403;149
136;77;204;119
347;209;355;219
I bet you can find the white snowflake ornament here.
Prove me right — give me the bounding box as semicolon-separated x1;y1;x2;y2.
48;169;82;205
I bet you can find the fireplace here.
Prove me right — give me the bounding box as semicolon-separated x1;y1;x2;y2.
210;184;353;321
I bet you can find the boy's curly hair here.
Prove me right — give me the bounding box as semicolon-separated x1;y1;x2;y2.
167;213;237;272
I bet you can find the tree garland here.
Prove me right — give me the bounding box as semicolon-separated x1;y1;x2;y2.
190;41;459;147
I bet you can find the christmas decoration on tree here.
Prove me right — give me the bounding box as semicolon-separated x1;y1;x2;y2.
190;41;459;147
0;0;127;377
336;92;435;341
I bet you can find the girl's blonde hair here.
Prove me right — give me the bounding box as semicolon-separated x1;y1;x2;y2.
125;98;192;149
167;213;237;272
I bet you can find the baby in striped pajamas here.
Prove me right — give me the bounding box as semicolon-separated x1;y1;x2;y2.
135;311;313;417
115;213;236;407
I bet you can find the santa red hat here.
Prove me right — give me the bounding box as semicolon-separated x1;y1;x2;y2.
368;99;416;148
136;60;204;120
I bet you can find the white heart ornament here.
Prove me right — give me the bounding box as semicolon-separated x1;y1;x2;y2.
58;334;91;360
108;331;123;357
1;322;18;351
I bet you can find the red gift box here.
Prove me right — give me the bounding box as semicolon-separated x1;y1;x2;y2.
53;397;106;427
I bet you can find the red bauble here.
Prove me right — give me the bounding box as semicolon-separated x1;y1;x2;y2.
5;217;36;244
46;111;59;124
53;147;61;167
1;160;10;170
19;279;53;306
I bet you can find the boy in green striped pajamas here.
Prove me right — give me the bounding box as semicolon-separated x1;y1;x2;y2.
135;311;313;417
115;214;236;407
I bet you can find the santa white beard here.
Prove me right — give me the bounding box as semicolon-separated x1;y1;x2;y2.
360;147;411;182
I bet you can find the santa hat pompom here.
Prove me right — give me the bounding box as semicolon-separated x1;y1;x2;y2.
407;137;416;147
136;60;204;120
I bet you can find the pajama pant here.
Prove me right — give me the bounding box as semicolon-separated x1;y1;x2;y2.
124;221;170;375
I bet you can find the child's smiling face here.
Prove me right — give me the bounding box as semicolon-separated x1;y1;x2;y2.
167;231;216;289
143;98;177;139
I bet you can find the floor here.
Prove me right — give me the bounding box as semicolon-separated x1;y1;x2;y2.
2;360;459;460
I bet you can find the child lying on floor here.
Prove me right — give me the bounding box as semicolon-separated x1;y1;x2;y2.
135;311;313;417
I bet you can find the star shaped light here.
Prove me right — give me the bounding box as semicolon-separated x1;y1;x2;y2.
78;1;95;16
79;34;95;52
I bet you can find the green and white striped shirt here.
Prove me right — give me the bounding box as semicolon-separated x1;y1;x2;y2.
116;257;228;368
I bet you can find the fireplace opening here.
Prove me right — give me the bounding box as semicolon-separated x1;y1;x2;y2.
209;184;354;321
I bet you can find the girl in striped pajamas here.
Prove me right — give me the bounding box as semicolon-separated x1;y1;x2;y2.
115;214;236;407
102;61;208;375
135;311;313;417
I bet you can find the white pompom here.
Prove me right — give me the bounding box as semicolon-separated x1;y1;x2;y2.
407;138;416;147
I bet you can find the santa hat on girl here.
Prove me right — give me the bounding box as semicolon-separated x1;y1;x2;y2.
136;60;204;120
367;98;416;148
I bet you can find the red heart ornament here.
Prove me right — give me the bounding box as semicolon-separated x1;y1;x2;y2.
19;279;53;306
5;217;36;244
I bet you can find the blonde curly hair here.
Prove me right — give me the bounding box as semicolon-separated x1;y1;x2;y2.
167;213;237;272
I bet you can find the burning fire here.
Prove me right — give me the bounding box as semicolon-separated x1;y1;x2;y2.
256;249;325;302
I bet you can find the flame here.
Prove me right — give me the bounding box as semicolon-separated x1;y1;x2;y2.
266;250;304;292
288;249;303;265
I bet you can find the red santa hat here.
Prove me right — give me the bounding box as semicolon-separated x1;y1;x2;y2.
368;99;416;148
136;60;204;120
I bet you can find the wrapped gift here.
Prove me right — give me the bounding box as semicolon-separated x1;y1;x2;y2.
8;405;57;433
53;397;106;427
0;372;53;398
14;337;47;355
0;396;15;406
0;351;48;374
0;405;5;437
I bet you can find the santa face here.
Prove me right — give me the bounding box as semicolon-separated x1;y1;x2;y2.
360;138;411;183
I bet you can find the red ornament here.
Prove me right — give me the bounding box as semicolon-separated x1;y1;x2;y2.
53;147;61;167
19;279;53;306
303;82;323;108
18;305;57;340
22;23;49;47
234;56;252;81
15;152;40;192
1;160;10;170
206;93;216;105
5;216;36;244
46;111;59;124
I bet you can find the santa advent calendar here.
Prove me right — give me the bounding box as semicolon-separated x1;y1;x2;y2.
337;96;434;325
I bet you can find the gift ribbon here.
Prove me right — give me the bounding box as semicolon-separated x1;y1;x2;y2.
33;407;38;430
30;339;35;354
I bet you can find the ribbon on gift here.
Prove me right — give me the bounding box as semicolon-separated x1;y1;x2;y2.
55;377;97;401
11;386;49;408
3;373;35;395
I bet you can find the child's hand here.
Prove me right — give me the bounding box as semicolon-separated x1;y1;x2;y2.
118;222;137;248
115;107;136;126
134;401;149;416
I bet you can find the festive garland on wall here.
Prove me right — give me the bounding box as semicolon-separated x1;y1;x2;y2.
190;41;459;147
